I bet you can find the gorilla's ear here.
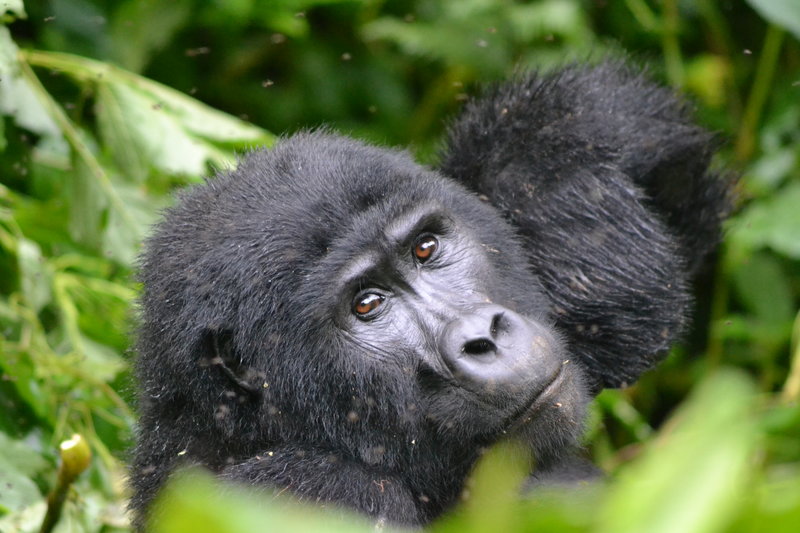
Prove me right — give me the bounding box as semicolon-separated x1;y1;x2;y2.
202;329;262;398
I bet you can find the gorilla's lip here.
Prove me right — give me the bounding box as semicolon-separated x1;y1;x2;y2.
507;364;566;427
530;365;567;410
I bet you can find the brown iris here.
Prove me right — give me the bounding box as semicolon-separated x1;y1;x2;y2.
413;235;438;263
353;293;384;316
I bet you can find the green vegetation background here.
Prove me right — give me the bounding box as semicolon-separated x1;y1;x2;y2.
1;1;798;532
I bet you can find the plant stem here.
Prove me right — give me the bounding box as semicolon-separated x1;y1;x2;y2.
661;0;684;87
781;310;800;403
735;25;785;161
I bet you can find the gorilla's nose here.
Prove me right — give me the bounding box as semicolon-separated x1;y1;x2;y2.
438;304;557;397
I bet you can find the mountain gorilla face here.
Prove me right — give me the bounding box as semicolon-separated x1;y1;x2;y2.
301;141;588;453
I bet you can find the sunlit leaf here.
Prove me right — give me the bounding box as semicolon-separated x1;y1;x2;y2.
66;156;108;251
0;431;48;478
101;181;161;265
95;83;149;182
745;0;800;39
96;80;218;177
599;372;758;533
74;336;127;383
0;349;52;424
17;238;51;312
362;19;511;75
434;442;531;533
0;433;44;514
507;0;591;44
151;470;376;533
0;0;27;19
685;54;731;108
0;28;60;139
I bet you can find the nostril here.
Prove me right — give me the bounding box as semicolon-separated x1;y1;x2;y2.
490;312;506;337
462;338;496;356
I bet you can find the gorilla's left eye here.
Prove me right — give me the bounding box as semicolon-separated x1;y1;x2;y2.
413;235;439;263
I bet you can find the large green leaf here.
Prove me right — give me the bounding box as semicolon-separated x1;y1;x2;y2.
96;80;227;177
746;0;800;39
0;0;26;20
22;50;274;179
0;28;60;139
151;470;376;533
0;432;46;514
598;372;758;533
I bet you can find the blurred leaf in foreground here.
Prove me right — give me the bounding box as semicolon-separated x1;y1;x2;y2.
745;0;800;40
150;469;380;533
432;441;532;533
599;371;758;533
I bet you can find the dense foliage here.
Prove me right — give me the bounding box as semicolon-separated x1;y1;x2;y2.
1;1;798;532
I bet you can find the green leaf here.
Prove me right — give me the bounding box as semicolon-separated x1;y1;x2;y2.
731;252;794;324
363;18;510;75
22;50;273;177
17;238;51;313
685;54;732;109
66;156;108;251
95;75;271;177
77;336;127;383
0;501;46;532
0;0;26;19
111;69;272;147
0;27;60;139
745;0;800;40
507;0;591;44
0;433;45;514
433;441;531;533
151;470;375;533
599;371;758;533
101;181;160;265
96;80;216;176
109;0;191;72
95;83;149;182
728;182;800;259
0;431;48;478
0;348;52;425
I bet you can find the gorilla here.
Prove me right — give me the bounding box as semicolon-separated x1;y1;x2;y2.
129;62;732;528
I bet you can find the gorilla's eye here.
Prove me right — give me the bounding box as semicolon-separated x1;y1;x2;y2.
413;235;439;263
353;292;385;317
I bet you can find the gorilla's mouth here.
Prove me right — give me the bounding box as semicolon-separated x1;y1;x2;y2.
506;364;567;429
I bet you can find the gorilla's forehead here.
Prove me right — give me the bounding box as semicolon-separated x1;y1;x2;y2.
151;132;499;315
233;133;471;261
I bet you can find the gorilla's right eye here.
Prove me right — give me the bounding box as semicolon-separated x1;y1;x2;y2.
353;292;385;318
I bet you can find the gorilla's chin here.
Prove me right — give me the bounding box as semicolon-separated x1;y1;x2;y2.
508;362;590;466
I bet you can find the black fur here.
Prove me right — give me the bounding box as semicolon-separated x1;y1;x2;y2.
129;62;732;529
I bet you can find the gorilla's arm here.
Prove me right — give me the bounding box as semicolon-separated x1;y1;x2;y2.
440;62;731;267
439;62;732;389
220;445;422;525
